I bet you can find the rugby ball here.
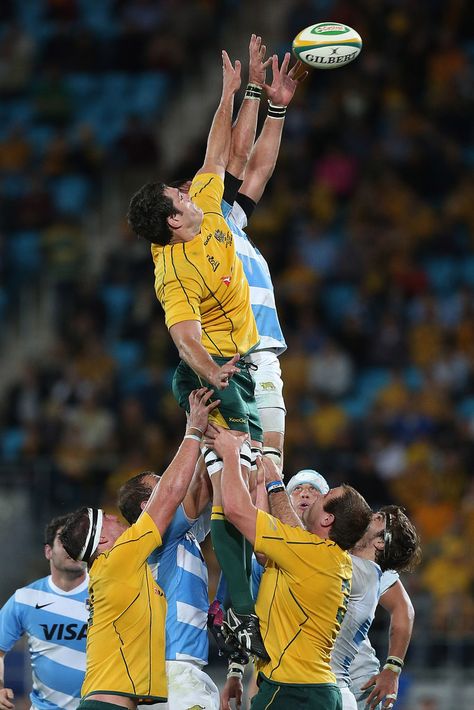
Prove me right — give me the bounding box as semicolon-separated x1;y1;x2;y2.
292;22;362;70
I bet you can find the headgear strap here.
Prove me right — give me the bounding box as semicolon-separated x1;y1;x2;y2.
77;508;103;563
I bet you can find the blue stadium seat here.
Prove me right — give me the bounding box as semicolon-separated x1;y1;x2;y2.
109;340;143;373
119;368;152;395
101;284;133;335
6;230;42;276
100;73;132;101
1;428;25;461
356;368;391;402
341;396;369;419
130;73;169;114
66;74;101;103
28;124;55;153
460;255;474;288
51;174;91;216
424;257;460;293
1;174;27;198
404;366;424;390
457;397;474;418
322;283;356;321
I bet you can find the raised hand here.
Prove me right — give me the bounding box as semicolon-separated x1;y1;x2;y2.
187;387;220;434
204;422;248;459
222;50;242;96
264;52;308;107
209;353;240;390
248;33;272;87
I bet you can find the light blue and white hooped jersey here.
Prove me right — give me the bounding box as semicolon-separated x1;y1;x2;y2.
348;569;399;686
222;199;286;355
0;575;88;710
148;504;210;666
331;556;383;688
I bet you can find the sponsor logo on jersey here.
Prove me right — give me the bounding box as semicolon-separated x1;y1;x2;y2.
39;623;87;641
214;229;232;246
207;255;220;272
221;275;231;286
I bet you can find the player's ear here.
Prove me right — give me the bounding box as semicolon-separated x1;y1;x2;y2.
44;544;52;561
374;536;385;551
167;212;182;230
321;511;334;529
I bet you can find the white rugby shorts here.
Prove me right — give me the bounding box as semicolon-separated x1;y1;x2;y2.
144;659;219;710
247;350;285;411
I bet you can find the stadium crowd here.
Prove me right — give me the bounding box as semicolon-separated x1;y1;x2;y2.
0;0;473;701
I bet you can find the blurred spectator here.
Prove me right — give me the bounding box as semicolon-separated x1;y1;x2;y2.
0;125;32;173
307;339;354;398
0;22;35;96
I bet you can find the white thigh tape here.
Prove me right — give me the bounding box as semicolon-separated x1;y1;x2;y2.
201;446;223;476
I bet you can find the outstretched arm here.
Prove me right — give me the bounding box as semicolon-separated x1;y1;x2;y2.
240;54;306;204
198;51;241;178
170;320;240;391
361;581;415;710
261;457;303;528
227;34;270;181
182;456;212;520
205;423;257;544
144;389;219;537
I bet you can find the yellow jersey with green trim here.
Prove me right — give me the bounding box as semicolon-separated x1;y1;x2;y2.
152;172;259;358
82;512;167;704
254;510;352;685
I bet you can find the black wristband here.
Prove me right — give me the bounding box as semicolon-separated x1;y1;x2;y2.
245;83;263;99
267;101;287;119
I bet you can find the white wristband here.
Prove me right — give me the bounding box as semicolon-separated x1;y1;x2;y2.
184;434;201;442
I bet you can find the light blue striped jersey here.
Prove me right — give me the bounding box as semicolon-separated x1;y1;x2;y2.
148;504;210;665
223;200;286;354
0;575;88;710
331;556;383;688
349;570;399;686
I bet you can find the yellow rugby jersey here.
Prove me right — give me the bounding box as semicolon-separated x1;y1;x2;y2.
254;510;352;685
151;173;259;357
82;512;166;704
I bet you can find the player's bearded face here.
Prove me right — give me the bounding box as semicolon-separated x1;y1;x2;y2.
49;533;86;575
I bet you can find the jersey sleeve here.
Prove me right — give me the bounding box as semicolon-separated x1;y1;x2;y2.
190;503;211;543
254;510;327;574
104;512;162;578
379;570;400;597
0;594;24;652
190;173;224;214
229;200;248;230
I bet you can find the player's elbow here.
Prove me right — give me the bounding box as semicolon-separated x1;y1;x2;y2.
222;493;238;521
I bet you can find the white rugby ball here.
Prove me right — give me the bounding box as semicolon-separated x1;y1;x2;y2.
292;22;362;70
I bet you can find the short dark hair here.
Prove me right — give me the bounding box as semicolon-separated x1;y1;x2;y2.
127;182;180;245
377;505;422;572
118;471;158;525
324;485;372;551
44;514;72;547
59;507;91;561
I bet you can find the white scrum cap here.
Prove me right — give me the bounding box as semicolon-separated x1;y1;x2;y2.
286;469;330;496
